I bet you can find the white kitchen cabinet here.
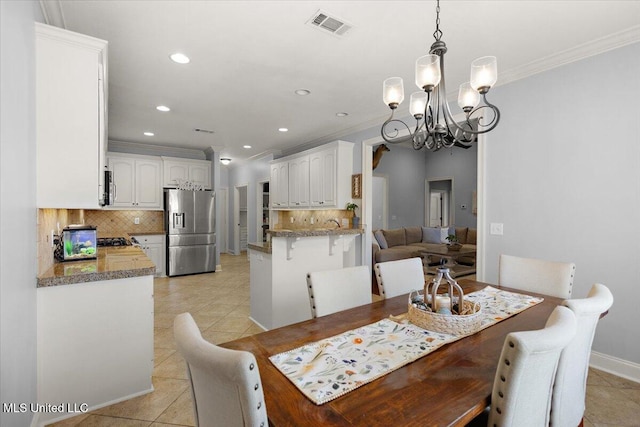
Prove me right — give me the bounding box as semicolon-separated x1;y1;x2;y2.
35;23;108;209
162;157;212;189
131;234;165;276
310;148;337;207
108;154;162;209
270;162;289;208
270;141;353;210
288;155;310;207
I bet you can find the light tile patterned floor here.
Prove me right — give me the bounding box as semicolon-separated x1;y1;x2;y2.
49;254;639;426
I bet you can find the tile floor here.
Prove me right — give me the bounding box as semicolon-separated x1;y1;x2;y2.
49;254;640;426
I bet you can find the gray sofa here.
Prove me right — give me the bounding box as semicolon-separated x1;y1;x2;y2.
372;226;476;266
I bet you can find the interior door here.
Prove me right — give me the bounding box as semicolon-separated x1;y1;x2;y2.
429;192;442;227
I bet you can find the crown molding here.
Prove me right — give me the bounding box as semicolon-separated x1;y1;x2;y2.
108;140;207;160
39;0;66;28
497;25;640;88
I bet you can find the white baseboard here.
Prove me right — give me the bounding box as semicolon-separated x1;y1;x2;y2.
34;386;154;427
249;316;269;331
590;350;640;384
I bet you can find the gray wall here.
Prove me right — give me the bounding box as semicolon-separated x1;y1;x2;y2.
1;1;41;426
370;144;427;228
425;143;478;228
484;42;640;363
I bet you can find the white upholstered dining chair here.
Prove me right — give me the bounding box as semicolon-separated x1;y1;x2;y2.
374;257;425;299
551;283;614;427
498;254;576;298
174;313;268;427
306;265;372;317
487;305;577;427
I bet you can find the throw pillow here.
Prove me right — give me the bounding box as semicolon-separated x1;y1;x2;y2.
455;227;468;244
422;227;442;244
405;227;422;244
440;227;450;243
467;228;477;245
373;230;388;249
382;228;406;247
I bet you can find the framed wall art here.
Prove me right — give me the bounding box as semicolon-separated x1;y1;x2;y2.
351;173;362;199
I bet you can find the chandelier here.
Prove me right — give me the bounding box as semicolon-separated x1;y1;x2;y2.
381;0;500;151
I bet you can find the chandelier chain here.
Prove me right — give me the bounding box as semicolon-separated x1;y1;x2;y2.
433;0;443;41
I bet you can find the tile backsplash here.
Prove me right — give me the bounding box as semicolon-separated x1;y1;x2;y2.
37;209;164;276
274;209;357;230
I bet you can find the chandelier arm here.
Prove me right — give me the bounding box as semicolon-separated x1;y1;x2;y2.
442;92;501;136
380;110;415;144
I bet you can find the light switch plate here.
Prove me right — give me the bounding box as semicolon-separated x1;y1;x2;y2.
490;223;504;235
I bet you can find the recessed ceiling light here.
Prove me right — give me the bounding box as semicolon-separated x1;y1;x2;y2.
243;145;252;149
143;131;154;136
220;158;231;165
295;89;311;96
156;105;170;112
278;128;288;132
169;53;190;64
336;112;349;117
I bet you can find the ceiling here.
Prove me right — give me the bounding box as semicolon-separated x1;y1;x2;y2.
45;1;640;162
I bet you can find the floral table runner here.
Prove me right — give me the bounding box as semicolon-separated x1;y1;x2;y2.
269;286;543;405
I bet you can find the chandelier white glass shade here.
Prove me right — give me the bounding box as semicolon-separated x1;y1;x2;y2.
381;0;500;151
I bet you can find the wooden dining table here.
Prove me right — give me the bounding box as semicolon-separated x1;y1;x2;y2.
221;279;562;426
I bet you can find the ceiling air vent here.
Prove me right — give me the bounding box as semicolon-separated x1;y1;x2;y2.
306;10;352;37
194;128;214;134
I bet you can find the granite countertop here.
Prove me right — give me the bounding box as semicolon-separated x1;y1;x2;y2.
267;228;364;238
247;241;272;254
37;245;155;288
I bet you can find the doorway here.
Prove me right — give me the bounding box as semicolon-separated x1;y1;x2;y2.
218;188;228;253
426;178;454;227
256;181;270;243
233;184;248;255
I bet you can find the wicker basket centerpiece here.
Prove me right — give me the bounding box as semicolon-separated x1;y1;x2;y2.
408;266;482;335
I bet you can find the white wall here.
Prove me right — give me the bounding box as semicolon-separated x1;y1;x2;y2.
1;1;42;426
484;42;640;364
227;155;273;251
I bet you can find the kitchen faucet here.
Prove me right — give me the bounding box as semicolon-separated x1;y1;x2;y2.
326;218;341;228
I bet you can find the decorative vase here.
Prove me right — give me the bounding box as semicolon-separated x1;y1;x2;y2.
352;216;360;228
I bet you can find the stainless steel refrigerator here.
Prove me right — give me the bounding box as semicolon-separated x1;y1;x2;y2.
165;189;216;276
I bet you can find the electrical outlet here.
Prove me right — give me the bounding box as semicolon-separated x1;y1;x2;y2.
134;217;140;225
290;217;294;224
490;223;504;235
310;217;314;225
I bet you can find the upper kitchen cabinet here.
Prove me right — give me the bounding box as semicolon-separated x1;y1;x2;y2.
35;23;108;209
288;155;310;207
270;161;289;208
107;153;162;209
271;141;353;210
162;157;211;189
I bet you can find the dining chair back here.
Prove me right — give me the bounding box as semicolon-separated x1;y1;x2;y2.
551;283;613;427
174;313;268;427
306;265;372;317
374;257;425;299
498;254;576;298
488;305;577;427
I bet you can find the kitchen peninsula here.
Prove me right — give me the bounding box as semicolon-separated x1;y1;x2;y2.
248;227;364;330
36;244;154;425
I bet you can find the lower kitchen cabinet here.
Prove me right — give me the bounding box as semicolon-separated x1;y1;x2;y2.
131;234;165;277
